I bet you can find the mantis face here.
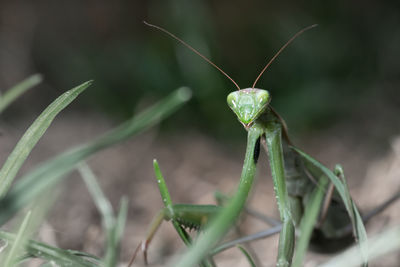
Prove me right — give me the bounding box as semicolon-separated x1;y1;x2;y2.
227;88;271;127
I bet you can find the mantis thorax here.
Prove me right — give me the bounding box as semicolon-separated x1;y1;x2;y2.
227;88;270;128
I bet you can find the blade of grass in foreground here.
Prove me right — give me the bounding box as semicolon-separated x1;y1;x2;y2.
3;211;32;267
0;74;42;114
78;162;129;267
114;197;129;247
0;87;191;225
0;231;99;266
111;197;129;264
237;246;256;267
0;80;92;198
78;163;114;235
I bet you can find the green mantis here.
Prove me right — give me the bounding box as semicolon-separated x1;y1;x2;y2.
130;22;372;267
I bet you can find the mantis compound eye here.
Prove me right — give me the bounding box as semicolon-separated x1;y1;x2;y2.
227;89;271;126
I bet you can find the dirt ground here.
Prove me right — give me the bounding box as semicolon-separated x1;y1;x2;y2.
1;110;400;267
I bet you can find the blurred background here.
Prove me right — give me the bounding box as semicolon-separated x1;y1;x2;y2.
1;0;400;266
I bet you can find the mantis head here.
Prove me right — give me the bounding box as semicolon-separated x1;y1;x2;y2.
227;89;270;127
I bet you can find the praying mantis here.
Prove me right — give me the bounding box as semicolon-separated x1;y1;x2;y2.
126;22;399;267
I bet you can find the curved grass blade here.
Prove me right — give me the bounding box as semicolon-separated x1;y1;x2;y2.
0;87;191;225
66;249;103;263
78;163;115;266
291;146;368;266
0;230;99;267
78;163;129;267
0;80;92;198
78;162;114;234
3;211;32;267
113;197;129;249
237;245;256;267
0;74;42;114
3;187;59;265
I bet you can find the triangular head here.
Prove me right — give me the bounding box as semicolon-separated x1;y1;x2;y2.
227;88;271;128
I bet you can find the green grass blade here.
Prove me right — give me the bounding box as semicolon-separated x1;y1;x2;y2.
103;197;129;267
0;87;191;225
0;74;42;114
0;80;91;198
291;146;369;266
292;177;328;267
237;245;256;267
78;163;115;266
114;196;128;246
65;250;103;263
78;162;114;232
3;211;32;267
78;163;129;267
2;188;58;265
0;230;99;266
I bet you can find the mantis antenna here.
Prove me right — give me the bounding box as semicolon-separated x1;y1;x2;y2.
252;24;318;89
144;21;317;91
144;21;241;91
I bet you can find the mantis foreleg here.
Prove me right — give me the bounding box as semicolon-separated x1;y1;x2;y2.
174;124;263;267
263;118;295;267
128;160;220;267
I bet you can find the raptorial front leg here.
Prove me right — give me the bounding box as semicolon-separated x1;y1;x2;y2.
174;125;264;267
276;218;295;267
264;122;295;267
